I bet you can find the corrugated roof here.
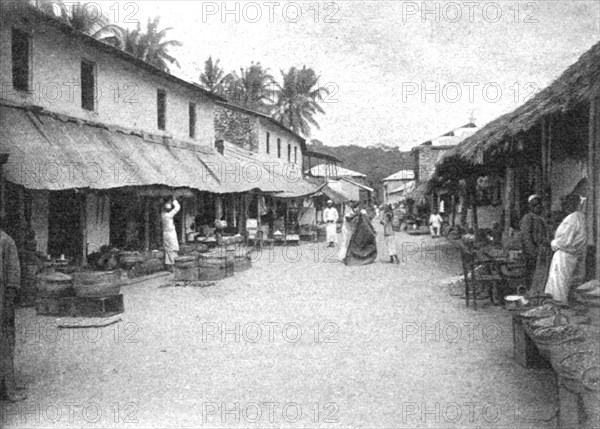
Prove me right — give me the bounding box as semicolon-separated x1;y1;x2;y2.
222;142;319;198
340;177;374;193
389;180;416;194
382;170;415;181
306;164;367;178
1;104;269;193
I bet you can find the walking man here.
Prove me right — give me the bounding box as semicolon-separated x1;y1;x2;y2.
429;210;443;238
381;206;399;263
323;200;339;248
1;228;26;401
161;197;180;272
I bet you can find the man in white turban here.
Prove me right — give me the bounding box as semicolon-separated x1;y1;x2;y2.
544;194;587;304
323;200;339;248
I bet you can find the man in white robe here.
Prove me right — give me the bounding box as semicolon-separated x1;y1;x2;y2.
545;194;587;304
161;198;181;271
323;200;339;248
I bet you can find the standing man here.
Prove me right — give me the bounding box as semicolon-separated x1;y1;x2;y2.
428;210;443;238
323;200;339;248
545;194;587;304
381;206;399;263
161;197;180;272
520;194;550;293
1;228;26;401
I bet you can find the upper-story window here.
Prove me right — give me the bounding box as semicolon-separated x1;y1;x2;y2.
266;132;270;154
287;144;291;162
157;89;167;130
189;102;196;138
12;28;30;91
81;60;96;111
277;138;281;158
294;147;298;164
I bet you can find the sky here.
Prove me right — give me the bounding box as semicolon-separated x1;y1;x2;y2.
107;0;599;150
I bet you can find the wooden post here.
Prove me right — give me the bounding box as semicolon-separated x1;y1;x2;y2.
80;192;88;266
588;98;600;280
504;166;514;240
180;198;186;244
144;198;150;251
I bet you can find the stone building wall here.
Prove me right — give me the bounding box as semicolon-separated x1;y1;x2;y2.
214;106;259;152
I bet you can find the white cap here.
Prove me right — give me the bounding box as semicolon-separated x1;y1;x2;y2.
327;200;333;204
528;194;541;203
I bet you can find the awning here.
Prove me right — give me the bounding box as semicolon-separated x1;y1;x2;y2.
0;104;274;194
319;184;351;204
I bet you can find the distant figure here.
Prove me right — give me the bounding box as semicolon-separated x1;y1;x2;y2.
375;204;380;218
339;202;359;261
161;197;180;271
519;194;550;293
545;194;587;304
1;229;26;402
428;211;443;238
323;200;339;248
381;207;399;263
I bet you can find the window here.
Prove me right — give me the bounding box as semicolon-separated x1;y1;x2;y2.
294;147;298;164
157;89;166;130
81;60;96;111
277;138;281;158
189;102;196;138
287;144;291;162
12;28;30;91
266;132;270;154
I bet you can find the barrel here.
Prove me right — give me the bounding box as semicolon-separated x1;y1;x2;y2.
73;281;121;298
174;255;199;281
36;272;73;297
198;254;234;281
71;270;121;285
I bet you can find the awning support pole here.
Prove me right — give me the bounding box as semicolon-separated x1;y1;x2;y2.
81;193;88;266
144;198;150;252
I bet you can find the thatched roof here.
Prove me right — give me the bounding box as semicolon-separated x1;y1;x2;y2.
448;41;600;162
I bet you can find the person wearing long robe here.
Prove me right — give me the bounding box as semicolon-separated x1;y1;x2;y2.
161;199;181;270
323;200;339;248
1;229;26;401
520;195;550;294
339;203;358;261
544;194;587;304
344;209;378;266
380;207;398;263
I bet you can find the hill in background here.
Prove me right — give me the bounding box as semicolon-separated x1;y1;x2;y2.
307;140;415;203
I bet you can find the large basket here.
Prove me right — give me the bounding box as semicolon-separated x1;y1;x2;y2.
36;272;73;297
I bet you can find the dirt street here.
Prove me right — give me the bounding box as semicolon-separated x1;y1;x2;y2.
3;221;557;428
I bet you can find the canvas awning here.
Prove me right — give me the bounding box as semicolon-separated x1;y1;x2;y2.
0;104;277;194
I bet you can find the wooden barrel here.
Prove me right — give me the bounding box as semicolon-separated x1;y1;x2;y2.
36;272;73;297
175;255;199;281
72;270;121;285
74;281;121;298
198;254;234;281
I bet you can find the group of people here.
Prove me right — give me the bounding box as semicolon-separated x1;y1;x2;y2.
323;200;378;265
520;191;587;304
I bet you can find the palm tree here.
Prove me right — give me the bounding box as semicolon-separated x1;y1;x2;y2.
226;62;275;112
272;66;329;137
33;1;111;36
199;57;231;96
99;17;182;72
